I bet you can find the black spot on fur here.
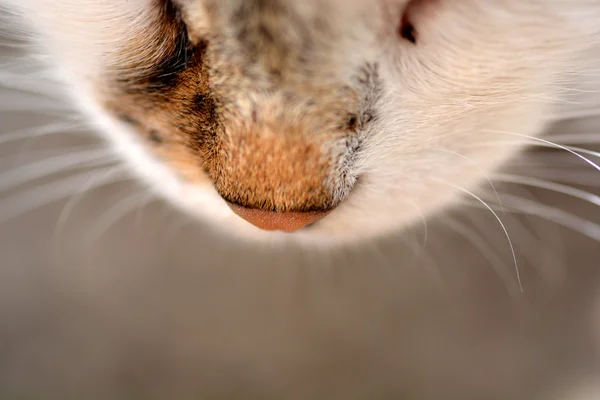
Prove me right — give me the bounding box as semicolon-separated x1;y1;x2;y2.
117;114;139;126
399;15;417;44
345;114;359;131
148;129;164;144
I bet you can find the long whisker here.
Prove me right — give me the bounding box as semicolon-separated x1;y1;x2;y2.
0;148;118;192
475;192;600;243
0;93;70;112
468;140;600;163
0;166;129;225
519;169;600;187
0;120;85;145
467;203;566;288
83;190;156;247
484;130;600;172
53;164;131;239
545;132;600;145
435;148;504;213
0;74;63;97
493;174;600;207
436;178;523;292
443;216;521;296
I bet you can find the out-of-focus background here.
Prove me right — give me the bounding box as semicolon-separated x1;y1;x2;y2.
1;21;600;400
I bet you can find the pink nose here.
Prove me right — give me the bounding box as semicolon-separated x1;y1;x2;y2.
227;203;329;232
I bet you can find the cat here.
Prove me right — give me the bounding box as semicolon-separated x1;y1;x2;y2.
1;0;600;398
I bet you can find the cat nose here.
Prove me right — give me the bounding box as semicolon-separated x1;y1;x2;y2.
227;203;329;232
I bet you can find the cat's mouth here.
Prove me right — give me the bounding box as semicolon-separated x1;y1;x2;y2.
226;201;332;233
221;172;364;233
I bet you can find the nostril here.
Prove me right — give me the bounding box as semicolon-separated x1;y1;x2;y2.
226;202;330;232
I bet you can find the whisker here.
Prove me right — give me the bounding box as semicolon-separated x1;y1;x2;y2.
0;120;85;145
484;130;600;173
435;148;504;213
0;93;70;112
0;148;117;192
545;133;600;145
519;169;600;188
133;191;159;231
467;202;567;288
403;198;429;255
436;178;523;292
0;167;130;225
83;190;156;247
0;74;63;97
477;192;600;243
53;164;131;239
493;140;600;162
443;216;521;296
493;174;600;207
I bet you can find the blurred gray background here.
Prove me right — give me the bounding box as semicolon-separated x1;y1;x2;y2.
1;21;600;400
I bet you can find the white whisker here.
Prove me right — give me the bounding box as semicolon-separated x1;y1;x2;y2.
522;169;600;187
0;75;62;97
0;167;130;225
0;148;117;192
402;198;429;255
489;140;600;163
493;174;600;207
443;216;521;296
436;178;523;292
0;120;84;145
479;192;600;243
484;130;600;173
0;98;69;112
133;191;159;230
83;190;157;247
435;148;504;213
53;164;131;239
545;133;600;145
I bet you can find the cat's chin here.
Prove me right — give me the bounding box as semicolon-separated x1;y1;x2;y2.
161;178;437;246
162;182;384;245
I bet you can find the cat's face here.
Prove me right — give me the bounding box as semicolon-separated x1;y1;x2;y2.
11;0;597;241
